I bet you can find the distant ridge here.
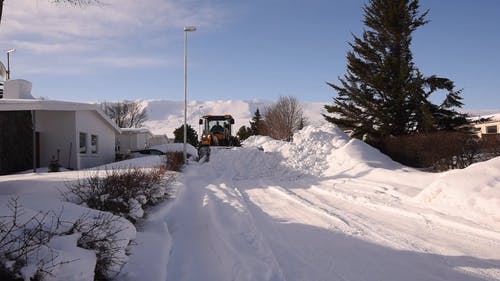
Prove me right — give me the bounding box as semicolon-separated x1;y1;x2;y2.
140;99;327;136
135;99;499;137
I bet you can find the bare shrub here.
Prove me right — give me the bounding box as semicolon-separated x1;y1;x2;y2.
379;132;479;171
63;167;175;222
0;198;54;280
164;152;184;172
102;100;147;128
61;212;129;281
261;96;307;141
478;134;500;160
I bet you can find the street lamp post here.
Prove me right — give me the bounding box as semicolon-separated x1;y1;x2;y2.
198;105;203;138
6;48;16;80
183;26;196;164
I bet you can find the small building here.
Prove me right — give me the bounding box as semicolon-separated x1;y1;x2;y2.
0;79;120;174
116;127;154;155
473;116;500;139
149;134;172;146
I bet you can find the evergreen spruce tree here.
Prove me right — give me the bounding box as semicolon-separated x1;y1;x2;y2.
324;0;467;140
249;108;263;135
237;126;253;140
173;124;199;147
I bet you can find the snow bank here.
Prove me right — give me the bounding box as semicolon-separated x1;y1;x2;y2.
150;143;197;156
206;147;298;180
243;124;402;177
415;157;500;221
91;155;165;170
243;124;350;176
325;138;403;175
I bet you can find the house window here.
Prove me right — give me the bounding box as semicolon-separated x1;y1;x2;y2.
79;132;87;154
486;125;498;134
91;134;98;154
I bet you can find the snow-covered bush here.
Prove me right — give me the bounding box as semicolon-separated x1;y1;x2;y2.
65;212;130;281
63;168;175;222
0;197;130;281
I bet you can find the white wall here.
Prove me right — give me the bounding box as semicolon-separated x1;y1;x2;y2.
76;111;116;169
116;132;151;154
35;111;77;169
117;133;134;154
136;132;151;149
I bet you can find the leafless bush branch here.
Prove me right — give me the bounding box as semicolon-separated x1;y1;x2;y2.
261;96;307;141
1;198;130;281
164;152;184;172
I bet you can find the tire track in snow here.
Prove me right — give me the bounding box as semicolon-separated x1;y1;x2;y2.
284;180;500;280
233;179;351;281
264;182;429;252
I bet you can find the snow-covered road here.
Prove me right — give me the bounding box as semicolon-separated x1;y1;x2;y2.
164;144;500;281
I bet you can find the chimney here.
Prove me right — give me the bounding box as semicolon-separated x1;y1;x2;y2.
3;79;34;99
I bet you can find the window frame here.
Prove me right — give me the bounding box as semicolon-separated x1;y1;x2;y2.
486;125;498;134
91;134;98;154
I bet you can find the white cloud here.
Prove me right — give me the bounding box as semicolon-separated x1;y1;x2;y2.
0;0;229;73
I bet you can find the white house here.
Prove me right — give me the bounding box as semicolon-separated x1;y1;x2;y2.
116;127;154;155
149;134;172;146
473;114;500;138
0;79;120;171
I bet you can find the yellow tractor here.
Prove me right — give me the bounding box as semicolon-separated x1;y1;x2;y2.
198;114;240;160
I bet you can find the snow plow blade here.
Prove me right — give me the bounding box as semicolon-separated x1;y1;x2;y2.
198;146;210;162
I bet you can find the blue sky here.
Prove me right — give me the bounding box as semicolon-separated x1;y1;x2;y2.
0;0;499;109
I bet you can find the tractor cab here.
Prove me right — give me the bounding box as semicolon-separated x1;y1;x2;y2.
198;114;239;160
199;115;235;146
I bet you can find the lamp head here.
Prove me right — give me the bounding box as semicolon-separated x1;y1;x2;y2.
184;26;197;32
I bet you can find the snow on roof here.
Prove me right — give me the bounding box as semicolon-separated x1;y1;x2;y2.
0;98;121;133
149;143;197;156
121;127;153;134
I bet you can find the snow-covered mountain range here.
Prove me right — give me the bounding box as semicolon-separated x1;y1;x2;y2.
140;99;328;136
139;99;500;137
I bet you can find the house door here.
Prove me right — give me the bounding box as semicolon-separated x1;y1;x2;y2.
36;132;40;168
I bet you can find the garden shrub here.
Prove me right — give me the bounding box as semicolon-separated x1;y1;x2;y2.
63;167;175;222
379;132;480;171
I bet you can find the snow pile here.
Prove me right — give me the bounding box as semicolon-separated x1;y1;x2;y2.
150;143;197;156
415;157;500;221
325;138;403;176
206;147;298;180
91;155;165;170
243;124;349;176
0;197;136;281
244;124;401;177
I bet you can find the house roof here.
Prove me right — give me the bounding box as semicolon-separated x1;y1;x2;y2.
0;99;121;133
120;127;153;134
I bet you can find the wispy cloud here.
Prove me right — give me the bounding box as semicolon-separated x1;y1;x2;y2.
0;0;230;74
87;56;171;68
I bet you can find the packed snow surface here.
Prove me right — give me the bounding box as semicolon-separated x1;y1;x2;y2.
163;124;500;281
